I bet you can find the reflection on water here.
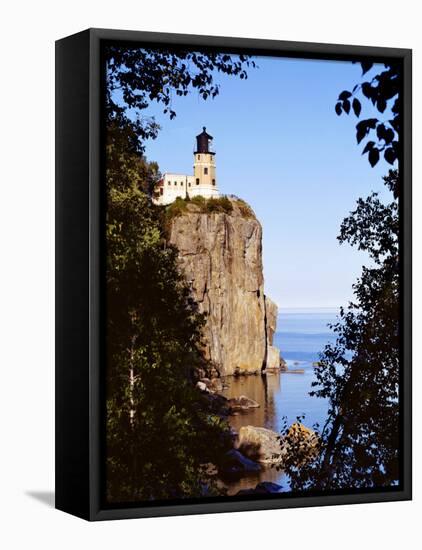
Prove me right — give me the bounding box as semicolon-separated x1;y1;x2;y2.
222;365;329;436
222;373;283;433
221;364;328;494
219;310;336;495
221;463;283;496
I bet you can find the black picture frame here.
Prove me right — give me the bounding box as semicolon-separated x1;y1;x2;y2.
55;28;412;521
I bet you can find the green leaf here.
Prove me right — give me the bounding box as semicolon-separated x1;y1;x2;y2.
339;90;352;100
343;99;351;114
368;147;380;167
362;141;375;155
384;147;397;165
361;82;373;98
361;61;373;75
352;98;362;117
377;97;387;113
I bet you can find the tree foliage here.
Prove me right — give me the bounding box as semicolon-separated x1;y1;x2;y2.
335;62;401;166
105;45;254;154
106;130;231;502
282;170;399;491
104;47;253;501
282;59;402;490
106;118;161;195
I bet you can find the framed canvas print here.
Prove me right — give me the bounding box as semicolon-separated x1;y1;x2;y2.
55;28;412;521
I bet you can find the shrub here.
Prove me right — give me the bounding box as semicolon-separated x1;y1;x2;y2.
204;196;233;214
162;195;255;226
165;196;188;220
235;198;255;218
190;195;206;208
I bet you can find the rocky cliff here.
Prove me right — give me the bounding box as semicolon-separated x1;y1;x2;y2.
168;198;281;376
264;295;281;372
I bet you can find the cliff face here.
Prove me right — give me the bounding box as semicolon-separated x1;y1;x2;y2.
264;296;281;371
168;199;281;376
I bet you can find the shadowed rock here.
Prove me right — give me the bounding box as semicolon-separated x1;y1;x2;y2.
236;481;283;496
219;449;261;479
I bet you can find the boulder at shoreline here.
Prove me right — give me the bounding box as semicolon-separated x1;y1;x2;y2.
236;425;284;464
228;395;260;412
236;423;319;465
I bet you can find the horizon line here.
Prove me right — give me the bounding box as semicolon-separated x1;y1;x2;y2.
277;305;342;312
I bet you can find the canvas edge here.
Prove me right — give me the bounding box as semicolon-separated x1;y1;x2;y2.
55;28;412;521
55;29;92;521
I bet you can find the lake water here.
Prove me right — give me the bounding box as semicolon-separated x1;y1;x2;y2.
221;308;338;494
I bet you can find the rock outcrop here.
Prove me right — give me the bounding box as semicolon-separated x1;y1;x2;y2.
227;395;260;411
236;423;319;465
264;296;281;371
236;425;284;464
168;199;281;376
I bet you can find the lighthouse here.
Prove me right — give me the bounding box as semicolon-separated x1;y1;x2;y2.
153;127;220;205
193;127;217;190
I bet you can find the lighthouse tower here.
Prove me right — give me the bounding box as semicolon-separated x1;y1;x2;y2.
192;127;219;199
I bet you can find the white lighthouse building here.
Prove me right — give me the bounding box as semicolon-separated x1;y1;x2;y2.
153;127;220;205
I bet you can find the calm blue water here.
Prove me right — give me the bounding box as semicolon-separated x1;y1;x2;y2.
273;308;338;429
224;308;339;431
222;308;339;493
275;308;338;363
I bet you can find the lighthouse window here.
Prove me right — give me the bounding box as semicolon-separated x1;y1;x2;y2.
197;155;200;160
167;181;171;185
180;181;183;186
188;182;191;187
174;181;177;185
204;167;208;175
212;179;216;185
196;178;199;185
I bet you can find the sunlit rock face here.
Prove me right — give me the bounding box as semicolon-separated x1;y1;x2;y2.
168;199;281;376
264;296;280;371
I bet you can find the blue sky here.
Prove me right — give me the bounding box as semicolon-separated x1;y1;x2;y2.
137;55;392;309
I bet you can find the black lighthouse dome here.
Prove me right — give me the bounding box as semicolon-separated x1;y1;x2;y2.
195;127;214;154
